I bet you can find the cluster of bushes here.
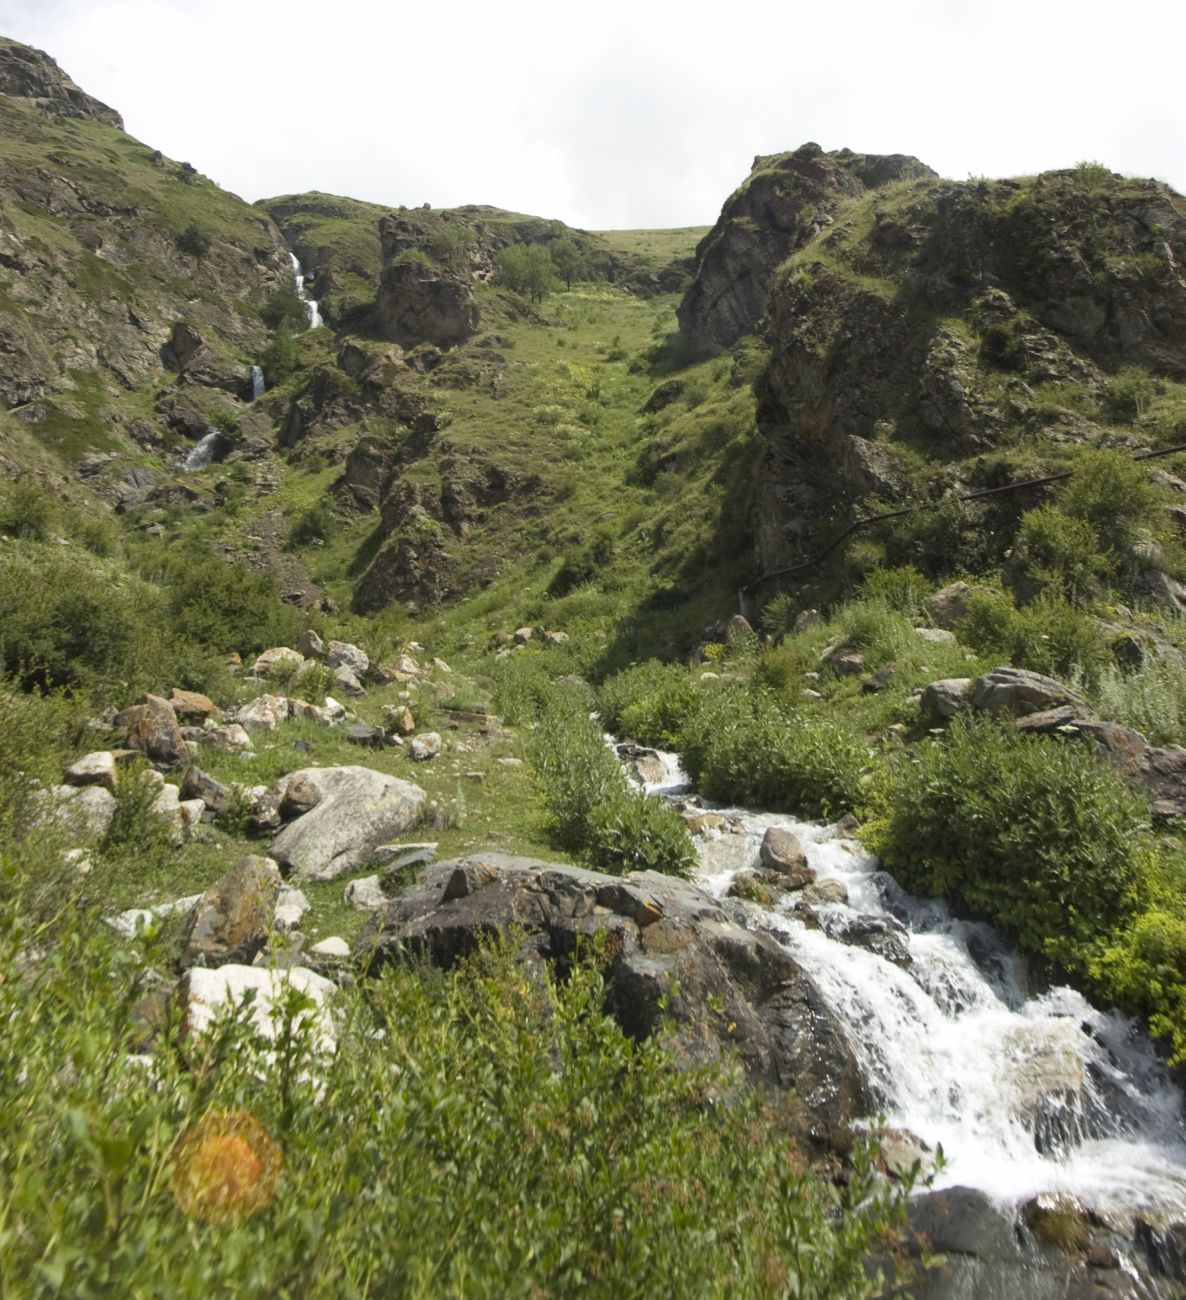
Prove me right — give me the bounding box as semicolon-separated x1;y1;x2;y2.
0;895;908;1297
495;662;694;878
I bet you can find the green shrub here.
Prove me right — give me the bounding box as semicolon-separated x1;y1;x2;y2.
0;479;59;541
760;592;797;638
1094;658;1186;746
1097;910;1186;1061
1012;506;1104;603
0;548;160;695
260;285;309;334
870;715;1147;972
586;791;696;878
1058;447;1160;559
599;660;698;747
857;565;931;618
957;590;1107;684
158;553;302;656
286;503;336;549
678;684;868;818
1099;368;1163;423
0;906;908;1297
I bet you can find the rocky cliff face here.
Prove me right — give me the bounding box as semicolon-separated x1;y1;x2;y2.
0;38;122;127
0;40;292;461
745;164;1186;580
677;142;936;356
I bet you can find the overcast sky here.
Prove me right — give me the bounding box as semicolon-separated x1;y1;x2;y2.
3;0;1184;230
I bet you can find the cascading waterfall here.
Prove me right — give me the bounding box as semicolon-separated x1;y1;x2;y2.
251;364;265;402
181;429;220;471
289;252;322;330
635;746;1186;1225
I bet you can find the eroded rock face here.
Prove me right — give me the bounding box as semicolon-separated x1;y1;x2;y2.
356;853;872;1144
677;142;936;355
375;257;479;349
0;39;123;127
970;668;1092;719
270;766;428;881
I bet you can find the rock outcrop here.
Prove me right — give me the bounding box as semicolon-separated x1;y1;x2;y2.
356;852;872;1144
0;38;123;127
677;143;936;355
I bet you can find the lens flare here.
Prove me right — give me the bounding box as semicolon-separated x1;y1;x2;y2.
171;1110;282;1226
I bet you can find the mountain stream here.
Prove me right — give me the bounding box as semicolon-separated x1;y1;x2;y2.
636;746;1186;1228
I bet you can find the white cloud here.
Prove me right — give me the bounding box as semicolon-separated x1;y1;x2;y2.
4;0;1184;227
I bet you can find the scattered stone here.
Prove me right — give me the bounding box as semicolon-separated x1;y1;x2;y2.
384;705;416;735
432;657;452;673
861;665;898;694
879;1128;937;1181
683;812;727;835
47;783;117;837
801;879;849;906
915;627;956;645
410;732;442;762
346;722;386;749
179;856;282;969
927;581;971;630
236;694;290;732
289;698;338;726
827;913;912;968
116;693;188;768
345;875;387;909
969;668;1092;719
332;664;366;697
278;772;323;820
802;688;824;700
295;628;325;659
64;750;117;793
251;647;304;677
326;640;370;677
512;626;535;645
274;885;310;931
497;756;523;768
270;766;428;881
107;894;202;938
542;631;569;646
63;848;94;876
728;871;776;906
180;766;234;816
726;614;754;640
758;827;813;886
920;678;972;725
169;689;218;721
309;936;349;959
177;964;336;1055
793;609;823;634
195;721;254;752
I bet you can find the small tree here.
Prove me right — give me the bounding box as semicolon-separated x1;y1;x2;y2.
496;243;556;303
175;223;210;262
550;235;589;289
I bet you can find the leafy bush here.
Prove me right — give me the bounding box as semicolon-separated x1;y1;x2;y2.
524;683;694;877
870;715;1147;972
1099;368;1163;423
678;684;868;818
1058;447;1160;559
761;592;797;638
957;590;1107;685
857;565;931;618
158;552;302;656
1012;506;1104;603
286;503;336;549
0;479;59;541
260;285;309;335
599;660;698;747
0;548;160;695
0;907;907;1297
1097;910;1186;1062
1094;658;1186;745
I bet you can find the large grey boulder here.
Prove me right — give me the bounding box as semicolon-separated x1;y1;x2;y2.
970;668;1092;719
356;852;871;1145
270;766;428;881
920;677;972;725
927;581;972;630
116;693;188;768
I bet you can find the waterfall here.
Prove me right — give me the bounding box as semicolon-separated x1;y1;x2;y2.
289;252;322;330
635;746;1186;1223
251;364;265;402
181;430;220;471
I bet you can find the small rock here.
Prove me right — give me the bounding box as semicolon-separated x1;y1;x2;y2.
236;694;290;732
344;875;387;909
384;706;417;735
107;894;202;938
861;666;897;694
310;936;350;958
251;647;304;677
327;640;370;678
970;667;1092;719
178;964;335;1055
927;581;971;630
915;627;956;645
64;751;117;793
432;657;452;673
801;879;849;906
197;721;254;752
410;732;442;762
793;609;823;634
169;689;218;721
180;766;234;815
542;631;569;646
63;848;94;875
274;885;310;931
497;756;523;768
180;856;282;968
279;773;323;820
759;827;813;887
333;665;367;697
296;629;325;659
116;693;188;768
920;678;972;725
346;722;386;749
47;784;117;838
289;698;337;727
512;627;535;645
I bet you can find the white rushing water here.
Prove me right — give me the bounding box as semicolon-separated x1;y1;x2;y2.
289;252;322;330
639;747;1186;1225
251;364;265;402
181;429;220;471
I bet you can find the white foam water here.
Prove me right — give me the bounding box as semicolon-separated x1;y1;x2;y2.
289;252;322;330
639;747;1186;1224
181;429;219;471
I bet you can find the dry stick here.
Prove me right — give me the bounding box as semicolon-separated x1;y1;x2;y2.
741;440;1186;597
